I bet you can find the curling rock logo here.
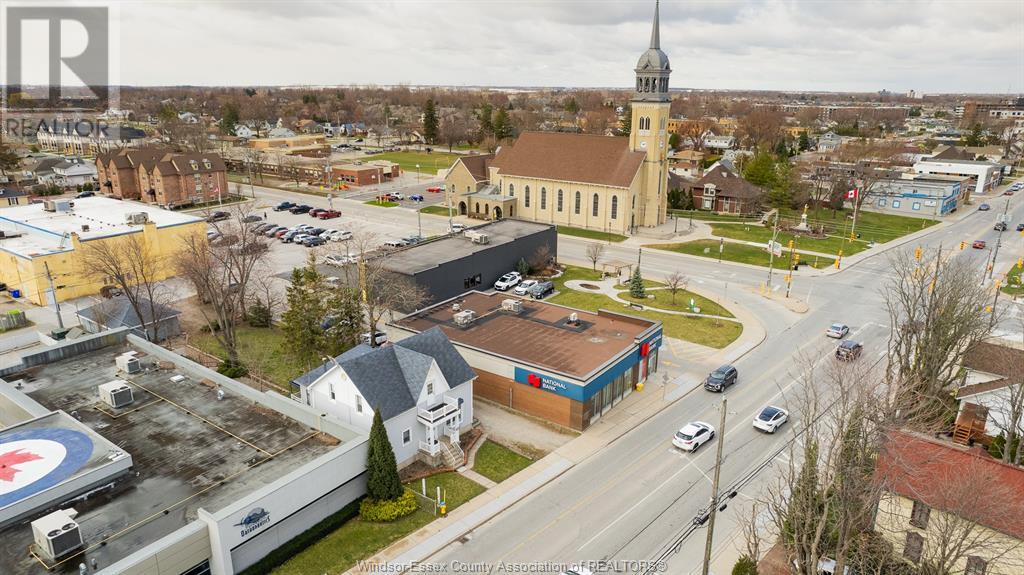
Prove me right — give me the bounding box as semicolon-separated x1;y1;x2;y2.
0;428;93;509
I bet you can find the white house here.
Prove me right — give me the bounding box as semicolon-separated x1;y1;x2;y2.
955;341;1024;438
292;327;476;468
704;134;736;151
234;125;254;139
50;158;97;187
816;131;847;153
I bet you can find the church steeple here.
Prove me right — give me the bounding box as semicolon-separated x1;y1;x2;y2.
633;0;670;103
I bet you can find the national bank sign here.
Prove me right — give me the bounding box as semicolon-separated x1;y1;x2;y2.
234;507;270;538
514;367;582;401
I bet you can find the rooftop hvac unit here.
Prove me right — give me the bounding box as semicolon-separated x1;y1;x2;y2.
124;212;149;225
115;353;141;374
31;509;83;561
98;380;134;408
43;199;72;213
501;299;522;313
453;309;476;327
465;231;490;245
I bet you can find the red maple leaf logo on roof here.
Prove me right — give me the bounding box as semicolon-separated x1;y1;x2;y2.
0;449;43;482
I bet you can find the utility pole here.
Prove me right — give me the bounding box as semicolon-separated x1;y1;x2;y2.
637;247;643;267
849;187;861;241
43;262;65;330
988;197;1010;281
766;211;780;288
702;396;728;575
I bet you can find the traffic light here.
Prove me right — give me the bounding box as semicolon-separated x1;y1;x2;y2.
914;246;923;260
960;241;966;251
1018;257;1023;270
788;239;794;250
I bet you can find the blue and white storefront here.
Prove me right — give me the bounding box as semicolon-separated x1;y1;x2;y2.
870;179;965;217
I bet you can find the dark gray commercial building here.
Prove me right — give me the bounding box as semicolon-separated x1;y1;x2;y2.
383;219;556;307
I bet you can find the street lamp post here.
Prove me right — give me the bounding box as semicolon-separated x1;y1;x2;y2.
988;197;1011;281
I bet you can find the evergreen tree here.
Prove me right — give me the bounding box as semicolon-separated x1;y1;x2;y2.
493;108;513;140
320;287;362;357
742;151;778;188
629;267;646;299
366;409;403;501
422;98;439;144
280;264;325;367
798;131;811;151
219;102;240;135
477;104;494;138
618;107;632;136
564;97;580;114
773;139;789;159
668;132;681;150
767;159;794;209
963;123;985;147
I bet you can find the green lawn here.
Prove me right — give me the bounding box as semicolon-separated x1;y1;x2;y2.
365;200;399;208
473;440;534;483
668;209;760;223
271;473;484;575
651;240;836;269
373;151;460;174
1002;261;1024;296
556;225;628;243
419;205;453;216
710;223;871;256
192;326;310;389
548;265;742;348
619;289;735;318
781;207;938;243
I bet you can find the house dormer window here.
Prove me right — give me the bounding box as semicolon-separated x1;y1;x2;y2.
189;160;199;170
203;159;212;169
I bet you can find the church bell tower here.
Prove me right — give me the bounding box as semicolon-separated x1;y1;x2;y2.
629;0;671;228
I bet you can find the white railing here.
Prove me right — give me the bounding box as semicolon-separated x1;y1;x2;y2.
417;396;460;424
419;440;440;456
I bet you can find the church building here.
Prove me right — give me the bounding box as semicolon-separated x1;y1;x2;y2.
444;1;672;235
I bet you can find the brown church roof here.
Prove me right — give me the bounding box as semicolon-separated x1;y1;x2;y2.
491;132;645;189
457;154;494;182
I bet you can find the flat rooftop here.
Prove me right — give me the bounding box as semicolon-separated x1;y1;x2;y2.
0;344;335;574
393;291;659;380
381;220;553;275
0;197;201;258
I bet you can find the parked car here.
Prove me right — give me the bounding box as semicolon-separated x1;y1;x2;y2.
382;192;405;201
382;239;407;249
273;227;291;239
514;279;538;296
752;406;789;433
1006;190;1016;196
273;202;296;211
265;226;287;238
402;235;423;245
325;253;357;266
426;186;442;193
317;210;341;219
302;236;326;247
449;223;466;233
241;214;262;223
282;230;305;242
529;280;554;299
324;276;343;288
76;191;95;198
326;230;352;242
360;331;388;345
1017;223;1024;232
835;340;863;360
978;203;991;211
308;208;326;218
206;210;230;222
972;240;987;249
825;323;850;339
673;421;715;452
289;204;313;214
704;365;738;392
994;221;1008;231
410;194;424;202
494;272;522;291
253;223;276;234
294;224;314;232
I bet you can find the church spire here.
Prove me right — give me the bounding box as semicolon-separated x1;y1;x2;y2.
649;0;660;49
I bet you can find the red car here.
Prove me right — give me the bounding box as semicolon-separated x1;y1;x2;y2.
426;186;442;193
317;210;341;219
309;208;326;218
972;240;987;249
1005;190;1015;196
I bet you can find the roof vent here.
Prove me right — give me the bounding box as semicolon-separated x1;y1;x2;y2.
453;309;476;327
567;312;580;326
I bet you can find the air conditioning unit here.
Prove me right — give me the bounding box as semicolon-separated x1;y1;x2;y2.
501;299;522;313
115;352;141;374
43;199;72;212
453;309;476;327
124;212;149;225
465;231;490;245
31;509;83;561
98;380;134;408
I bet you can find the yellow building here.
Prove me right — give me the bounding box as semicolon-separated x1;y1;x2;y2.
874;431;1024;575
0;197;204;306
443;1;670;235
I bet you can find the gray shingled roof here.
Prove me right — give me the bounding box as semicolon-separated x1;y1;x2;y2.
76;296;180;329
291;327;475;420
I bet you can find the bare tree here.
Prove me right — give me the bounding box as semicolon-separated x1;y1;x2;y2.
176;203;270;367
77;233;173;342
664;271;688;304
439;115;468;153
585;242;605;271
677;118;716;152
738;107;785;150
280;154;303;186
882;248;999;428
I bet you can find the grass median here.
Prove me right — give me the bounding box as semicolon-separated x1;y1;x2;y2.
556;225;628;243
419;205;453;216
710;223;870;256
650;240;836;270
365;200;399;208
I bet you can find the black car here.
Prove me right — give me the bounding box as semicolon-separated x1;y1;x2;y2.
836;340;863;360
206;211;230;222
289;204;313;214
241;214;262;223
76;191;95;198
273;202;296;211
994;221;1008;231
302;236;326;247
704;365;738;392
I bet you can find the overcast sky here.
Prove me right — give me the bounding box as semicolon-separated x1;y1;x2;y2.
108;0;1023;93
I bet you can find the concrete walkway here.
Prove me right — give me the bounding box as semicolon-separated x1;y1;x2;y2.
564;278;740;321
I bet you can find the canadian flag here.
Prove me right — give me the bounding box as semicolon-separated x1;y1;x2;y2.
846;188;859;199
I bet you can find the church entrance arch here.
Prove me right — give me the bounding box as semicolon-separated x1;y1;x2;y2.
493;206;502;220
458;201;467;215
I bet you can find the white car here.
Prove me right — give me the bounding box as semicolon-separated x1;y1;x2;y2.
673;421;715;452
494;272;522;291
327;230;352;242
449;223;466;233
825;323;850;339
514;279;538;296
324;254;357;266
360;331;388;345
752;405;789;433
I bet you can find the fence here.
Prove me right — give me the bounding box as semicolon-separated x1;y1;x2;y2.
179;344;290;395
